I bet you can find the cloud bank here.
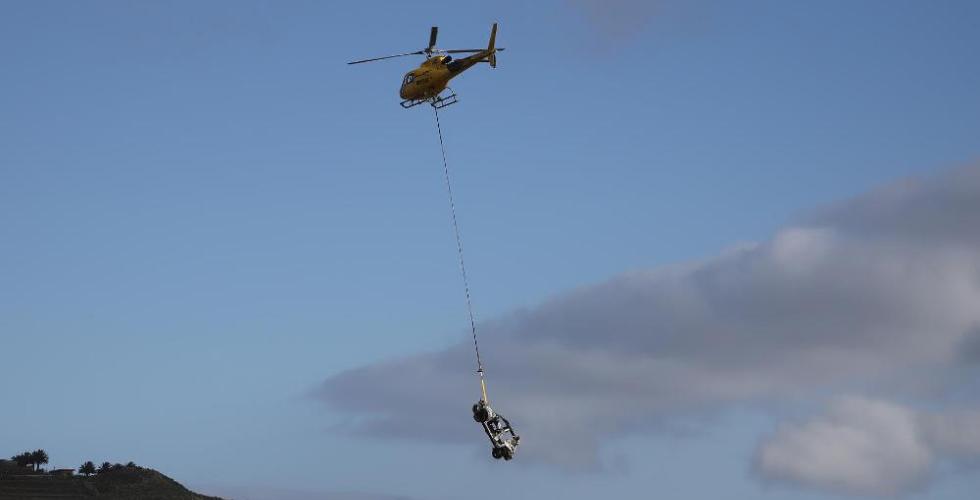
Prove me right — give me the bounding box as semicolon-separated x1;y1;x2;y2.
196;484;417;500
565;0;662;43
755;397;931;496
755;397;980;497
318;165;980;492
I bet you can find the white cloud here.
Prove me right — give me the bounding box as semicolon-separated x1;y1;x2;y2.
317;165;980;480
755;397;933;497
755;397;980;497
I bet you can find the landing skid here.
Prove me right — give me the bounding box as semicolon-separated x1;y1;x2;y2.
431;89;458;109
400;88;458;109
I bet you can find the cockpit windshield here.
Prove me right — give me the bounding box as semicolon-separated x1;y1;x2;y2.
402;74;415;86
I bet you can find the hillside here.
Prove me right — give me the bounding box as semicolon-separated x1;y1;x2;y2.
0;464;223;500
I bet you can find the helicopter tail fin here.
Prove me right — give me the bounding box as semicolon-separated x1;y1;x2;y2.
487;23;498;68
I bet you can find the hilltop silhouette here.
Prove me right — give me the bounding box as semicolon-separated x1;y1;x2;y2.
1;452;221;499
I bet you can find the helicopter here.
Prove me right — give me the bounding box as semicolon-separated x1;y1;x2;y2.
348;24;504;109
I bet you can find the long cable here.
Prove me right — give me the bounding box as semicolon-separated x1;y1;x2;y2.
433;105;485;383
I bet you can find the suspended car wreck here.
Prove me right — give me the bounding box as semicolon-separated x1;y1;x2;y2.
473;399;520;460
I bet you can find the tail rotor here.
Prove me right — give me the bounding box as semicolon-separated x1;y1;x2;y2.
488;23;498;68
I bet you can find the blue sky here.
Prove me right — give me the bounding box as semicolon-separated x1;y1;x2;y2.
2;1;980;499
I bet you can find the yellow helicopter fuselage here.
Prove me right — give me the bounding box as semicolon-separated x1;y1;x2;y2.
348;23;501;108
399;51;495;101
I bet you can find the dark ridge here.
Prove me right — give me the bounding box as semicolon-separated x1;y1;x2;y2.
0;460;222;499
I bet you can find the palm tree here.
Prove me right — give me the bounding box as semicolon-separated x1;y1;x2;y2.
79;461;96;476
29;449;48;472
97;462;112;474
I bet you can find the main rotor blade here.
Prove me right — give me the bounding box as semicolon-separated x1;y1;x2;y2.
347;51;424;65
443;48;506;54
428;27;438;51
